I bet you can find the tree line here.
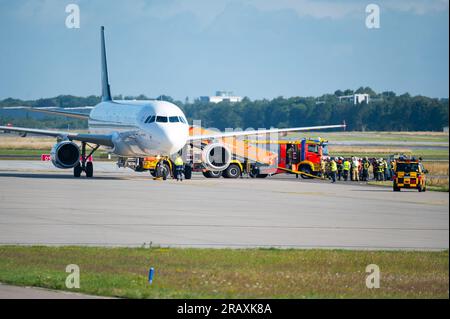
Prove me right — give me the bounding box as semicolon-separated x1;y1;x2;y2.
0;88;448;131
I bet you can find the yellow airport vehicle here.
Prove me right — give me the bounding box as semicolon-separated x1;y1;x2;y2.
393;158;428;192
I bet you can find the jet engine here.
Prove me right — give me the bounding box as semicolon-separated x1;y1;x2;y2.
201;142;231;171
51;141;80;169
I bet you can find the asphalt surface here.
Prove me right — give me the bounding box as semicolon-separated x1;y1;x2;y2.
0;161;448;250
0;283;106;299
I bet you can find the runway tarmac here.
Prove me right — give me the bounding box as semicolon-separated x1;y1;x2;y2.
0;283;106;299
0;161;448;250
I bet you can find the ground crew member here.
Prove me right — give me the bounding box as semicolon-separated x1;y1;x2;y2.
337;157;343;181
383;158;389;181
352;156;359;181
330;158;338;183
320;159;326;179
362;157;370;181
343;158;350;181
287;146;294;169
377;158;385;181
372;158;378;180
390;159;396;179
174;154;184;181
325;159;331;180
291;147;298;165
358;158;363;179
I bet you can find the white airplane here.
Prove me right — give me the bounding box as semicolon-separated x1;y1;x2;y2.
0;26;345;179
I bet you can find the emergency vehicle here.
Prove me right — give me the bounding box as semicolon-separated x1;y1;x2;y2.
393;158;428;192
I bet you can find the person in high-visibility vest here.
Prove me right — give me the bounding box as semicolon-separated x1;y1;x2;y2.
337;157;343;181
351;156;360;181
362;157;370;181
174;155;184;181
287;146;294;169
320;159;326;179
343;159;350;181
377;158;385;181
383;158;389;181
330;158;338;183
390;160;395;180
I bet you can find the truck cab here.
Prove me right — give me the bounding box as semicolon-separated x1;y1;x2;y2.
277;138;328;178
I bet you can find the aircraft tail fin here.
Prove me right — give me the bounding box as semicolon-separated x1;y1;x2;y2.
100;26;112;102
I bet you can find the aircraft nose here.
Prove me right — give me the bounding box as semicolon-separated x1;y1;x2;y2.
158;125;187;154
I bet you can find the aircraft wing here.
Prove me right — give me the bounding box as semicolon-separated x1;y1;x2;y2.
187;124;346;141
0;125;113;147
1;106;91;120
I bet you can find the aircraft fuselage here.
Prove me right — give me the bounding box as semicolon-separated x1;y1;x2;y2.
88;100;189;157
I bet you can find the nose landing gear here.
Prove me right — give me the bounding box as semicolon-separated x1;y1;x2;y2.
150;157;171;180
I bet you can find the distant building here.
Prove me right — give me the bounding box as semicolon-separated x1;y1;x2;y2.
200;91;242;103
339;93;370;105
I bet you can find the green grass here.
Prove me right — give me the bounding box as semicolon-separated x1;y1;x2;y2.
289;131;449;143
333;149;449;160
0;246;448;298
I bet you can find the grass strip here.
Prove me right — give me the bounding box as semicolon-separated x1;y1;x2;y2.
0;246;448;299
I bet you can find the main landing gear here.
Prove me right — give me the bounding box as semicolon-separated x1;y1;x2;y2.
74;142;100;178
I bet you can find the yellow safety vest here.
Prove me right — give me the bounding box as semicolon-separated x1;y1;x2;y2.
331;161;337;172
343;161;350;171
174;157;184;166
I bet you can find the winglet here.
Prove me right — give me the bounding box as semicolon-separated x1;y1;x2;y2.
101;26;112;102
342;120;347;131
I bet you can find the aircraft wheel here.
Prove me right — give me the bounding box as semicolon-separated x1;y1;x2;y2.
74;163;82;178
156;163;170;180
85;162;94;178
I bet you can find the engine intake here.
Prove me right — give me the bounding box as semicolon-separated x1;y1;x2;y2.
201;142;231;171
51;141;80;169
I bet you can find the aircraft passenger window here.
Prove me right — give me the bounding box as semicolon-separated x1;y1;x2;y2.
169;116;180;123
156;116;168;123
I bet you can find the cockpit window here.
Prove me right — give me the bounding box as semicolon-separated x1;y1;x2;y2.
169;116;180;123
156;116;168;123
179;116;187;124
145;115;155;123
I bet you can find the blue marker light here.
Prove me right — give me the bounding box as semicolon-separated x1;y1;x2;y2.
148;267;154;284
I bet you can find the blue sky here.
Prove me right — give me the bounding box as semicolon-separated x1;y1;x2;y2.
0;0;448;100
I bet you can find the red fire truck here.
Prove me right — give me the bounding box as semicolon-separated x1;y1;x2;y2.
247;138;329;178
